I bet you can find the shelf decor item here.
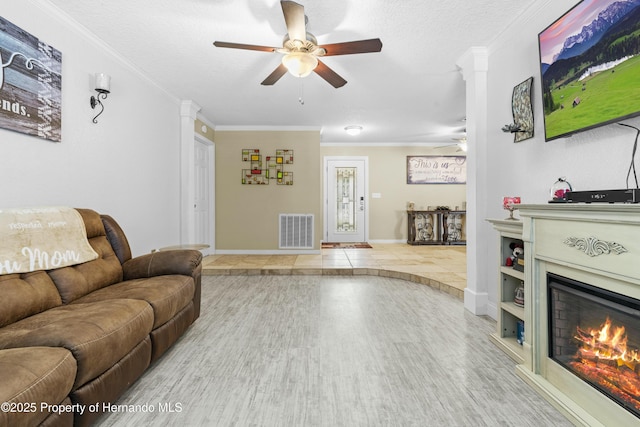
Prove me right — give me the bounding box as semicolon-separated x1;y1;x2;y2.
550;177;572;201
517;320;525;345
503;196;521;220
514;285;525;307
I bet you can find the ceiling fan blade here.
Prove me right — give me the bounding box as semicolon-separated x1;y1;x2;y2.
314;60;347;88
281;1;306;42
213;41;277;52
261;64;288;86
319;38;383;56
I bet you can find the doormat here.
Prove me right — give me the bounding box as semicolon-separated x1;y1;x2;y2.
321;242;373;249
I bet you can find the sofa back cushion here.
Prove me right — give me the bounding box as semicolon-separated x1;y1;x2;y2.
0;271;62;328
47;209;123;304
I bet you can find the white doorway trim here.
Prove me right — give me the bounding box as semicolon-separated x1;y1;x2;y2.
194;133;215;255
180;100;215;255
323;156;369;243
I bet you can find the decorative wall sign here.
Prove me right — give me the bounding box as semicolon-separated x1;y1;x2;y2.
406;156;466;184
241;148;293;185
0;16;62;142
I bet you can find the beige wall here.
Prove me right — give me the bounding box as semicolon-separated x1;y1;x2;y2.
194;118;215;141
321;145;466;242
215;130;321;250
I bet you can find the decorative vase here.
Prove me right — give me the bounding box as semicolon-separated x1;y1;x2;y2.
503;196;521;220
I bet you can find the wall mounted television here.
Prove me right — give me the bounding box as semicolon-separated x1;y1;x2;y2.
538;0;640;141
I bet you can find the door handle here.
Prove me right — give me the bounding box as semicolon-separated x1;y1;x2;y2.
359;196;364;211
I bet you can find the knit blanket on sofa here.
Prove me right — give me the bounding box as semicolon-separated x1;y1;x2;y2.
0;207;98;275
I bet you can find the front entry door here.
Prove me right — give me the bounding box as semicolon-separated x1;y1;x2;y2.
326;158;367;243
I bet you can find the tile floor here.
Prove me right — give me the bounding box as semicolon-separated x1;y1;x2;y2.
203;243;467;299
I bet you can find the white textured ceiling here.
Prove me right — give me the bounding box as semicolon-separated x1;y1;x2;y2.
47;0;536;144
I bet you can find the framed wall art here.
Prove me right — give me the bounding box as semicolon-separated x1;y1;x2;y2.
511;77;534;142
407;155;466;184
0;16;62;142
241;148;294;185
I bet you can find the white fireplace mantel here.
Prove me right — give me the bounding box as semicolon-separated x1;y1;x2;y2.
516;204;640;427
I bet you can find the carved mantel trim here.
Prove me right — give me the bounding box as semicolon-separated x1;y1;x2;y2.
563;236;627;257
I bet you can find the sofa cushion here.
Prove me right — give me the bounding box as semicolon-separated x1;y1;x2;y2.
0;271;62;328
0;346;76;427
73;275;195;329
47;209;123;303
0;299;153;389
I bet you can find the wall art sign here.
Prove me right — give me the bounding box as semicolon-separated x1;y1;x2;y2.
0;16;62;142
406;155;466;184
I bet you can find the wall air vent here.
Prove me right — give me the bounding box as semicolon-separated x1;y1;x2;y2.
279;214;314;249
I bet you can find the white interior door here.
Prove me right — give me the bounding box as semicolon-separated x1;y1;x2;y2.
326;158;367;242
194;137;214;253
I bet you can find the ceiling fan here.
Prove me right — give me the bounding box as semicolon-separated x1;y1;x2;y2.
213;0;382;88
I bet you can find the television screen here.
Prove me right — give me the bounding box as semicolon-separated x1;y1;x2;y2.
538;0;640;141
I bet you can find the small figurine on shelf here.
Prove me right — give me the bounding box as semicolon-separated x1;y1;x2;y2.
509;242;524;271
506;242;524;268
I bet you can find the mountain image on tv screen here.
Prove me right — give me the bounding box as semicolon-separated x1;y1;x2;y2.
538;0;640;140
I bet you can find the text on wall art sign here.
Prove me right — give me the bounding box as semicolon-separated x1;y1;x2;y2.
406;156;466;184
0;16;62;142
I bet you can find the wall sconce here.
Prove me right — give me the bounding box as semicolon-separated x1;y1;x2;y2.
90;73;110;123
502;123;532;133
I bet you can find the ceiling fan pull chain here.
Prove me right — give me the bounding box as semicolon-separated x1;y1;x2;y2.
298;79;305;105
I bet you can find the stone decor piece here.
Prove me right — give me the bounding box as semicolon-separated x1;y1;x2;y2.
563;236;627;257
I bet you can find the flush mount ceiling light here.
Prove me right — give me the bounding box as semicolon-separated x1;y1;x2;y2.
344;125;363;136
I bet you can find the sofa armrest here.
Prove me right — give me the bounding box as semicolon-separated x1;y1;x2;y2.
122;250;203;281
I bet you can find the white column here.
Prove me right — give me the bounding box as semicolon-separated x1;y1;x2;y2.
456;47;490;315
180;100;202;245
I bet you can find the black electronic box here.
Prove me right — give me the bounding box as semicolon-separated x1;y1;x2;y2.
565;189;640;204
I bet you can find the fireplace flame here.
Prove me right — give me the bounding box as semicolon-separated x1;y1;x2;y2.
570;317;640;413
575;317;640;368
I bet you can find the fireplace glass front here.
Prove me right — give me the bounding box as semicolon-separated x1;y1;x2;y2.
548;273;640;418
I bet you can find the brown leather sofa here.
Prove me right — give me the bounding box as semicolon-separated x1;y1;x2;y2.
0;209;202;427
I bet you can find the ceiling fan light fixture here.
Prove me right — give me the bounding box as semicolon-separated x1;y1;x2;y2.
282;51;318;77
344;125;363;136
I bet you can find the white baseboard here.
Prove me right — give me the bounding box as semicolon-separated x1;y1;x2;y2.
213;249;321;255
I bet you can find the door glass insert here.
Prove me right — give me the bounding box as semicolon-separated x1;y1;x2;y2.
336;167;356;232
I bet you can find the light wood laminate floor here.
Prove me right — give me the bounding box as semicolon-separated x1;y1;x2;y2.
203;244;467;300
95;275;571;426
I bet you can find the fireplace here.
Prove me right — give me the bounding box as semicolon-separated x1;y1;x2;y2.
548;273;640;418
514;204;640;426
